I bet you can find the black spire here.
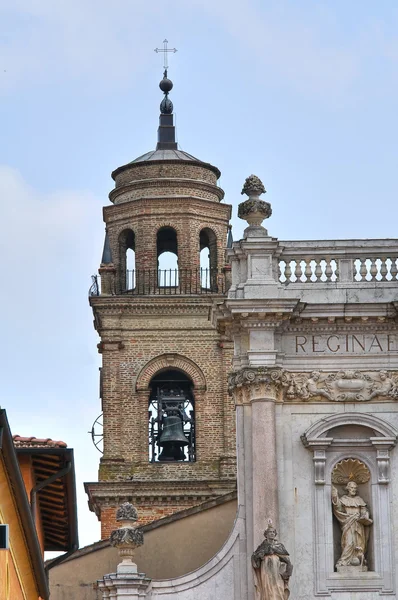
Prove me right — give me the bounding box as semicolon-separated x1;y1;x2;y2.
227;225;233;248
157;69;177;150
101;231;113;264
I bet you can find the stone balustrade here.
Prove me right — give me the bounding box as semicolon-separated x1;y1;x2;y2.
278;240;398;284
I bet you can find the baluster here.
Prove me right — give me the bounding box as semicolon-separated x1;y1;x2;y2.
353;259;359;281
380;258;388;281
325;259;333;281
295;260;303;282
359;259;368;281
334;260;339;282
370;258;378;281
391;258;398;281
304;259;312;282
315;260;323;282
284;261;292;282
278;261;282;282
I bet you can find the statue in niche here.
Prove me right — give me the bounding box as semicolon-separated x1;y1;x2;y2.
331;459;373;571
251;520;293;600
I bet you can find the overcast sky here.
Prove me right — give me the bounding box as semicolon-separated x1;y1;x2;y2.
1;1;398;550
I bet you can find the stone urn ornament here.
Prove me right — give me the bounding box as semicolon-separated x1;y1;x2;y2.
238;175;272;236
109;502;144;574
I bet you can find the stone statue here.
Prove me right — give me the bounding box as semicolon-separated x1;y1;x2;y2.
332;481;373;570
251;521;293;600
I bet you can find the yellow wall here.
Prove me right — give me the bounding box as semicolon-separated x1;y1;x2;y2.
0;456;41;600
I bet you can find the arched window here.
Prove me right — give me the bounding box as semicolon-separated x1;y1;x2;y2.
157;227;178;287
119;229;135;290
199;228;217;289
148;369;195;463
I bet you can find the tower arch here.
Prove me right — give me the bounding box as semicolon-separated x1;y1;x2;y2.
136;353;207;392
118;228;136;290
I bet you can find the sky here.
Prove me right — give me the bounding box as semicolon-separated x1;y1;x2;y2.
1;0;398;551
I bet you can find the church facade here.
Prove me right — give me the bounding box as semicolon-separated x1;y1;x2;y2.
80;66;398;599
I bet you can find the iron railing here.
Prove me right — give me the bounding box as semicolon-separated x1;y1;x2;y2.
89;268;225;296
123;268;224;295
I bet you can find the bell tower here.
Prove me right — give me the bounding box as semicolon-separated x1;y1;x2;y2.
85;67;236;538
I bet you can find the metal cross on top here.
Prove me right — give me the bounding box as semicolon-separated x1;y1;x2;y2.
154;39;177;72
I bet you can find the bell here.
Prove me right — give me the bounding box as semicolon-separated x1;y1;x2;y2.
158;415;189;462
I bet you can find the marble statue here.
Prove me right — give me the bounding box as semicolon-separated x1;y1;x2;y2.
332;481;373;570
251;521;293;600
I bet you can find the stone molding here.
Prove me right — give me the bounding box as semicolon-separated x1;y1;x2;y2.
104;195;231;221
135;353;207;391
109;177;225;204
228;367;398;404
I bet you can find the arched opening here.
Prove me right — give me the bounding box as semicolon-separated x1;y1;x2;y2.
148;369;195;463
119;229;135;290
157;227;178;287
199;228;217;289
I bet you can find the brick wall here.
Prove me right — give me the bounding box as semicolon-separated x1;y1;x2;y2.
87;156;236;539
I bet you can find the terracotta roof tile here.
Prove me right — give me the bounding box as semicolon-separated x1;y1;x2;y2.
12;435;67;449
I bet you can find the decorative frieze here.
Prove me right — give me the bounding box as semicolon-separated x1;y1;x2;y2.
228;367;398;403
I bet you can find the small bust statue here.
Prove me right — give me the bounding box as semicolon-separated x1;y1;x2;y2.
251;521;293;600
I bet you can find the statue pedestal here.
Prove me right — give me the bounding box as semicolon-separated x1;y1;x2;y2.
336;565;368;574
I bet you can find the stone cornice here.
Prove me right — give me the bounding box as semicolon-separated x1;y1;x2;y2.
85;480;236;515
109;177;225;204
90;296;222;311
103;195;231;222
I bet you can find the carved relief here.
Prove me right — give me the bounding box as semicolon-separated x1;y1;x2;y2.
331;459;371;485
282;370;398;402
228;367;398;403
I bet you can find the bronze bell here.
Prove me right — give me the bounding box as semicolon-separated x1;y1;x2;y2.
158;415;189;461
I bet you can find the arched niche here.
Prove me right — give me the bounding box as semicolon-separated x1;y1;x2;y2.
119;228;135;290
157;227;178;284
302;412;397;596
199;228;218;290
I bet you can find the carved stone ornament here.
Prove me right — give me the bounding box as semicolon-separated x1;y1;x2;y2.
238;199;272;226
110;526;144;550
280;369;398;402
228;368;398;404
116;501;138;522
241;174;266;197
228;368;285;396
239;174;272;231
332;458;371;485
109;502;144;567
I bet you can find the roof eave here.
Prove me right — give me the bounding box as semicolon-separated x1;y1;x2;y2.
15;446;79;552
111;157;221;181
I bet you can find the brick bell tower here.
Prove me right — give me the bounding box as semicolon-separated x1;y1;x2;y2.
85;66;236;538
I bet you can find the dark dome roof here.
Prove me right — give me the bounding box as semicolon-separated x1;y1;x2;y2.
112;148;221;179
